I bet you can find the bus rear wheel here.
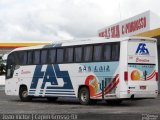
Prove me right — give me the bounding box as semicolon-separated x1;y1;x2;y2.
19;86;32;102
78;87;92;105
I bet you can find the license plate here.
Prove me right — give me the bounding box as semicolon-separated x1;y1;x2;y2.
140;86;146;90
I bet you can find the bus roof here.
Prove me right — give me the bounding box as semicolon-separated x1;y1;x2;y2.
10;37;156;53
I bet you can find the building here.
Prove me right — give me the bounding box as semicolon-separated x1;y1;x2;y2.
98;10;160;91
0;41;51;56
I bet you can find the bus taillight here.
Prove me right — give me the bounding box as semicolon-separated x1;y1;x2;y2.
124;71;128;81
156;72;158;81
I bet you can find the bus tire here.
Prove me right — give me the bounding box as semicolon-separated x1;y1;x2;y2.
78;87;92;105
47;97;58;102
19;86;32;102
106;100;122;105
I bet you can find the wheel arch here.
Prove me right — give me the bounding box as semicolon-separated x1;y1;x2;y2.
19;84;28;94
78;85;90;98
19;84;32;102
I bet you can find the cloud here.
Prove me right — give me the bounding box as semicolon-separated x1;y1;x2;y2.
0;0;159;41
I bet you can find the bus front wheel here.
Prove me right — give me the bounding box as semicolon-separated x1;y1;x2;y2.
19;86;32;102
78;87;92;105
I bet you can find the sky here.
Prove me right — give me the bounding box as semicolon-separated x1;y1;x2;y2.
0;0;160;42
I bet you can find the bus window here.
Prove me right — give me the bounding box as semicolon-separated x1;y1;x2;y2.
22;52;27;65
65;47;73;63
17;51;27;65
104;44;111;61
27;51;33;65
7;53;15;66
93;45;102;61
41;50;48;64
84;46;93;62
74;47;82;62
6;53;15;78
56;48;64;63
33;50;40;64
112;43;120;61
48;49;56;64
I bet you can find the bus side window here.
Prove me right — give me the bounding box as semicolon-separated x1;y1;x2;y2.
56;48;64;63
33;50;40;64
27;51;33;65
41;50;48;64
112;43;120;61
48;49;56;64
84;46;93;62
21;52;27;65
17;51;27;65
93;45;103;61
74;47;82;62
6;53;15;79
104;44;111;61
65;47;73;63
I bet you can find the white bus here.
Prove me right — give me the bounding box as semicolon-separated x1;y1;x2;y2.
5;37;158;105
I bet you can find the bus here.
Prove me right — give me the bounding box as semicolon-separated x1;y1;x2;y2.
5;37;158;105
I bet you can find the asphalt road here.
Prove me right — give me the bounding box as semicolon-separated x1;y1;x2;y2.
0;90;160;120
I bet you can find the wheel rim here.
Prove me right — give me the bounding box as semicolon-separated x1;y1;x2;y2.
22;91;28;98
81;90;88;102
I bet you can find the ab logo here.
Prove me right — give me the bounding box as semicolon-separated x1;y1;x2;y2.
136;43;149;55
30;64;73;90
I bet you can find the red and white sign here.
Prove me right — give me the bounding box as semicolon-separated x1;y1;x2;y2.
98;11;150;38
128;56;155;64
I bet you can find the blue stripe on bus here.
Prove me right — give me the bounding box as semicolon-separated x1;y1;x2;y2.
29;90;36;91
31;89;74;91
39;92;75;94
45;90;74;92
45;93;75;95
29;90;75;94
39;92;75;95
